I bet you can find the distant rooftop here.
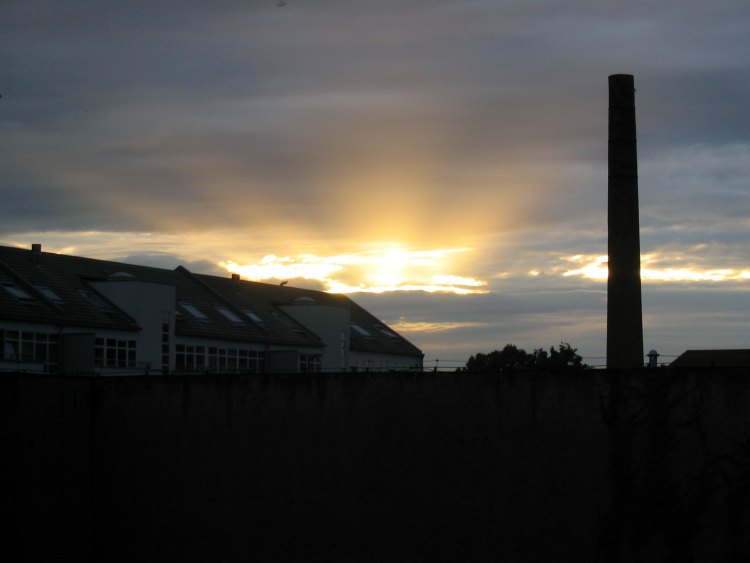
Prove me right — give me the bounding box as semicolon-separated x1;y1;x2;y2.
670;349;750;369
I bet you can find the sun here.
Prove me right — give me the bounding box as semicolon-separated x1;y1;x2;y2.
368;246;410;287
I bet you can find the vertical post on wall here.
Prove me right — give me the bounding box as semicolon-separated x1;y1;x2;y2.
607;74;644;369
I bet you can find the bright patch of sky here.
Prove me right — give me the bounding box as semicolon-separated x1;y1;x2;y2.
222;246;488;294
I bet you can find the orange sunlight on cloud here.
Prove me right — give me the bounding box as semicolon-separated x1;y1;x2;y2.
389;320;490;333
222;244;488;294
561;254;750;282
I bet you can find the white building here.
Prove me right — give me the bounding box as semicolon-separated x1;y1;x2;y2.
0;244;423;375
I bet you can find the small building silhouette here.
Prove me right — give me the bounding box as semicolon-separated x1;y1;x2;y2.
670;349;750;369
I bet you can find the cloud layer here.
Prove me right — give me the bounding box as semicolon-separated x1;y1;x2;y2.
2;1;749;366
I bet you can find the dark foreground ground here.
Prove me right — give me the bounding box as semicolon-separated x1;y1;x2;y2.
2;368;750;562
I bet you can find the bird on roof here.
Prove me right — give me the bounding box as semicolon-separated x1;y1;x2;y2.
280;281;288;286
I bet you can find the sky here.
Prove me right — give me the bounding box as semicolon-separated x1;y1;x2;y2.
2;1;749;368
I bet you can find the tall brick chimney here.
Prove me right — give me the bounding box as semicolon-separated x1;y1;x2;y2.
607;74;644;368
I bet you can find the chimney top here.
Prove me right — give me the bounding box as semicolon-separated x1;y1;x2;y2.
231;273;240;281
31;243;42;254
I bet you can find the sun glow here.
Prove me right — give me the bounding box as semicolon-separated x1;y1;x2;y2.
369;247;410;287
225;254;344;281
222;245;488;294
561;255;609;280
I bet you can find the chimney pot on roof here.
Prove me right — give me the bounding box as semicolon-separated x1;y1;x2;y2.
30;243;42;265
647;349;660;368
231;273;240;281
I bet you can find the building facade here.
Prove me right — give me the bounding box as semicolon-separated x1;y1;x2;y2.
0;244;423;375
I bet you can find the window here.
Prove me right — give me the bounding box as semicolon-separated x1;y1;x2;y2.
178;346;267;373
350;323;372;337
174;345;268;373
216;306;244;324
374;325;400;339
299;354;322;373
78;289;113;311
2;282;33;301
94;338;136;369
176;344;206;371
34;285;63;304
0;330;59;368
243;310;264;323
161;311;171;374
179;302;208;320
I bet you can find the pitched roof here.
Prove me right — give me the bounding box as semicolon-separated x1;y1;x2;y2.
670;349;750;368
176;268;321;347
0;245;320;346
0;245;139;330
197;274;423;358
0;244;423;357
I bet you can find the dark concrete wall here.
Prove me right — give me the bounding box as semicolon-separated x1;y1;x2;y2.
1;375;93;562
3;369;750;562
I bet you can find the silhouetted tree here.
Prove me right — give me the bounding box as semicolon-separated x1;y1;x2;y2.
463;342;587;373
530;342;586;371
465;344;529;373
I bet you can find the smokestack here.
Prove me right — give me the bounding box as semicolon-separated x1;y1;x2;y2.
607;74;644;369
